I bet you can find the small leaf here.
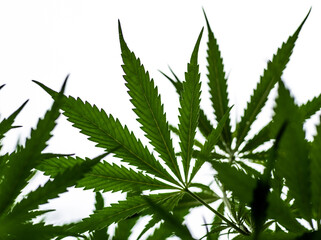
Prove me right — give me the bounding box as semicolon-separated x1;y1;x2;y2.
299;93;321;120
0;100;28;142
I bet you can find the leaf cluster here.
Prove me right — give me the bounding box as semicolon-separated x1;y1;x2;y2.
1;7;321;240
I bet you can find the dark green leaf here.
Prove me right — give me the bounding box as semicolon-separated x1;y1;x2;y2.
34;80;179;185
178;28;203;182
272;80;312;220
0;77;67;216
118;21;182;183
204;9;232;147
309;115;321;221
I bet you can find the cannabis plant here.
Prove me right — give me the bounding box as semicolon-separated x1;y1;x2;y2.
19;7;321;240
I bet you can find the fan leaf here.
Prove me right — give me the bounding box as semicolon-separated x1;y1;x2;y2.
235;9;310;150
178;28;203;182
204;10;232;148
33;81;179;185
118;21;182;182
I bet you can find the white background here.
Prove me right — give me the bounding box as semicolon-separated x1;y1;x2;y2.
0;0;320;239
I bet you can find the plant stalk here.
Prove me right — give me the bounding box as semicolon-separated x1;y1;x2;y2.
184;188;250;236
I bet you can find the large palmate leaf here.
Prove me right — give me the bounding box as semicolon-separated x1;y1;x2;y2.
178;28;203;182
33;81;179;185
118;21;182;182
0;78;67;216
235;9;311;150
38;156;175;193
272;80;311;220
204;10;232;148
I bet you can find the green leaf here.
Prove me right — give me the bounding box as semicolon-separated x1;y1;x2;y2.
34;81;179;185
267;191;305;233
204;10;232;147
38;155;176;193
235;9;310;150
9;153;108;220
309;115;321;221
0;222;76;240
233;230;300;240
0;100;28;142
295;230;321;240
178;28;203;182
118;21;182;182
240;123;272;153
160;67;215;139
273;80;312;220
299;93;321;120
90;192;109;240
189;108;231;183
77;161;176;193
251;121;287;239
70;193;178;233
212;162;256;204
113;214;138;240
209;202;226;239
0;77;67;216
159;67;183;97
143;195;194;240
137;192;185;239
241;89;319;154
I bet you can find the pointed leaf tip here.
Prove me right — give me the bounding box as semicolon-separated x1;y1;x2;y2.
118;20;124;40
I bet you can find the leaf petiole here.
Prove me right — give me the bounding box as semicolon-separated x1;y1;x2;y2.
184;188;251;236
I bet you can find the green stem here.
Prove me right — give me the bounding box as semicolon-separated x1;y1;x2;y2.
184;188;250;236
